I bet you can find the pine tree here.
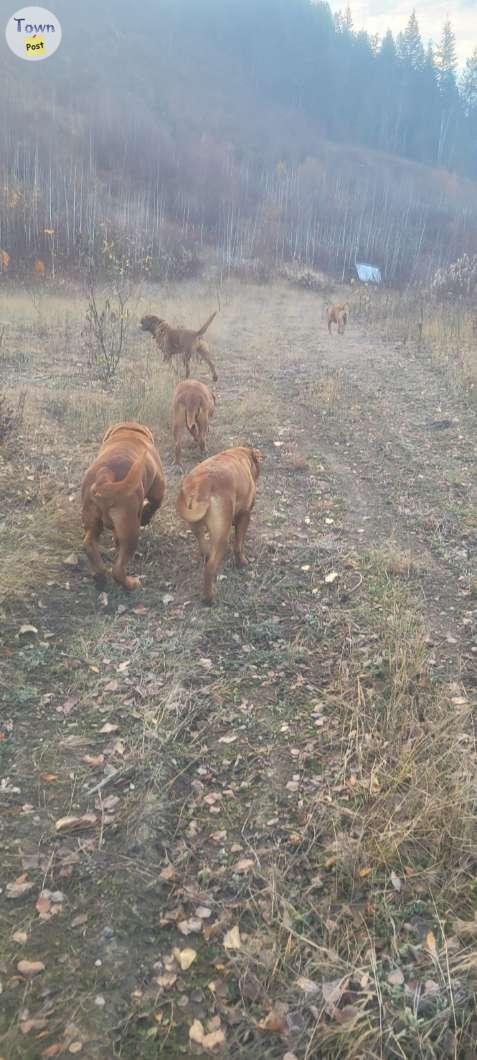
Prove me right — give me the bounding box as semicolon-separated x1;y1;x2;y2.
397;11;424;70
436;19;458;98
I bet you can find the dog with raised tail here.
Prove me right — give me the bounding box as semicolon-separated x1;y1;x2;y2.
140;310;218;380
176;446;261;604
172;379;215;463
81;422;165;590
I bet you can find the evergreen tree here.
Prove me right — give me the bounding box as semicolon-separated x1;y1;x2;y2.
436;19;458;98
397;11;425;70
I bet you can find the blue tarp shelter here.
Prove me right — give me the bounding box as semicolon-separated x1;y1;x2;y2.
355;262;382;284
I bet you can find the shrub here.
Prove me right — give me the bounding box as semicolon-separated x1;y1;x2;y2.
81;279;130;382
432;254;477;298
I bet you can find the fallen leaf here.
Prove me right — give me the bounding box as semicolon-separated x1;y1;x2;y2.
156;972;177;988
39;772;58;783
55;814;97;833
103;679;119;692
387;969;404;986
83;754;104;767
159;864;177;881
296;975;319;994
324;571;339;584
17;959;46;977
174;947;197;971
97;795;120;812
36;895;52;918
6;881;35;900
426;930;438;956
202;1029;225;1049
68;1044;83;1055
99;723;118;734
12;930;28;944
390;871;402;892
20;1017;48;1035
178;917;203;935
223;925;242;950
358;867;372;878
71;914;88;928
41;1043;64;1058
18;624;38;636
257;1005;289;1034
218;733;237;744
196;906;212;919
233;858;254;874
189;1019;205;1044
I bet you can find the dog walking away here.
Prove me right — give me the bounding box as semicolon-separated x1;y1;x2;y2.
327;303;348;335
140;310;218;381
172;379;215;463
176;446;261;604
81;422;165;590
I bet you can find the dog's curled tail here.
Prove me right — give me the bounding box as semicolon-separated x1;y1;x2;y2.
176;487;209;523
196;310;217;338
92;449;147;502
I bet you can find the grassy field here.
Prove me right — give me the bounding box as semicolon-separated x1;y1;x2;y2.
0;277;476;1059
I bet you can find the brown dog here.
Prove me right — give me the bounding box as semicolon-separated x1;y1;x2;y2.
140;311;218;381
327;303;348;335
172;379;215;463
176;447;261;604
81;422;165;590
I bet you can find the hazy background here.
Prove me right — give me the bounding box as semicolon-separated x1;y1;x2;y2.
329;2;477;63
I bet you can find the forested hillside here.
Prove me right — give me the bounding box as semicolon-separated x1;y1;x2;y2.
1;0;477;282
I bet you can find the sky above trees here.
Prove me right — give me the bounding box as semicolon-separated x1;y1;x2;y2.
329;3;476;63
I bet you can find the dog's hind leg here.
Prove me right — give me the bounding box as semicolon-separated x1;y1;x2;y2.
202;497;230;604
142;474;165;525
83;519;107;587
203;537;227;605
233;511;251;569
197;340;218;382
192;519;210;562
110;508;140;590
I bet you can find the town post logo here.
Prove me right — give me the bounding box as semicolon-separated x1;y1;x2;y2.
5;7;61;61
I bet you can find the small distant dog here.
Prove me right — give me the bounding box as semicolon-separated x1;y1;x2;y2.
81;422;165;590
172;379;215;463
176;446;261;604
140;311;218;381
327;303;348;335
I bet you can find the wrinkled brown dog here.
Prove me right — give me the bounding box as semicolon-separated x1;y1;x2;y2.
81;422;165;590
172;379;215;463
327;303;348;335
176;446;261;604
140;311;218;380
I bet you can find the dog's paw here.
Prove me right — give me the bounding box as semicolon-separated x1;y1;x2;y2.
235;556;249;570
93;572;108;590
123;575;141;591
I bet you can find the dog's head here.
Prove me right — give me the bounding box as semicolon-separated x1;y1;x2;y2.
140;314;162;334
249;447;263;481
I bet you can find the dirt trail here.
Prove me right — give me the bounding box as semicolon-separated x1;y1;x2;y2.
0;280;475;1058
215;284;476;683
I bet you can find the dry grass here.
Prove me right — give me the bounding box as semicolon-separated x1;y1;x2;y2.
351;286;477;397
0;278;475;1059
